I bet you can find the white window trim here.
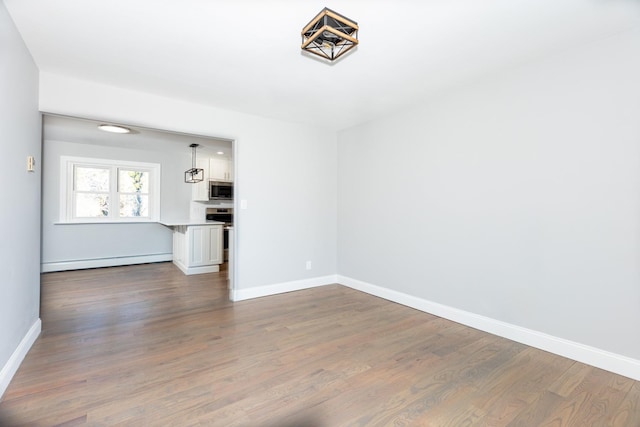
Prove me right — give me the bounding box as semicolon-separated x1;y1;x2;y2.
60;156;161;224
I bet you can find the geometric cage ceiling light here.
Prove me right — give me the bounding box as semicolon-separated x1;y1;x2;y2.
301;7;358;61
184;143;205;184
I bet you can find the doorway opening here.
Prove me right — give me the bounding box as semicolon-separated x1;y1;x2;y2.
40;113;237;298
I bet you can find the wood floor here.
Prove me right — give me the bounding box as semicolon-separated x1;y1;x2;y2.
0;263;639;426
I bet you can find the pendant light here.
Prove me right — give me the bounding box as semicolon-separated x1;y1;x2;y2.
185;143;204;183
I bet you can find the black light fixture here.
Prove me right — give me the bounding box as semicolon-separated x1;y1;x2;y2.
185;143;204;183
301;7;358;61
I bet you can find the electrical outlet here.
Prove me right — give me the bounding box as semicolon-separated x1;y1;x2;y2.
306;261;312;270
27;156;35;172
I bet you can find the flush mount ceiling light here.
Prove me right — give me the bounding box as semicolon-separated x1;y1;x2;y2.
301;7;358;61
98;124;131;134
185;143;204;184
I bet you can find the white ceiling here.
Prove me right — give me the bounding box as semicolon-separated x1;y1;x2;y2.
44;115;233;158
5;0;640;131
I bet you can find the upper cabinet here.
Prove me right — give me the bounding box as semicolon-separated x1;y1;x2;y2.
191;156;234;202
209;157;233;182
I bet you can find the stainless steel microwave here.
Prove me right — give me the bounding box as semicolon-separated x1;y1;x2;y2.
209;181;233;200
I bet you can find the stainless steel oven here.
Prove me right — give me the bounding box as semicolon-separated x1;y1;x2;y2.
206;208;233;261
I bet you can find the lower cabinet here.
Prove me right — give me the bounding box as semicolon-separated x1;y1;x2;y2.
172;224;223;275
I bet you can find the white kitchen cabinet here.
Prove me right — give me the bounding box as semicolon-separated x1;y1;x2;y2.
209;157;233;182
191;157;210;201
172;224;223;275
191;157;233;201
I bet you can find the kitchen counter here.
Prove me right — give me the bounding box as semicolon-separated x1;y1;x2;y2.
161;221;225;275
160;220;225;227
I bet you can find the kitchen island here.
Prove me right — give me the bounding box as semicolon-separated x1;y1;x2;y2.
160;220;225;275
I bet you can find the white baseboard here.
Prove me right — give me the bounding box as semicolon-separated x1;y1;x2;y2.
337;275;640;381
0;319;41;398
172;260;220;275
41;253;173;272
231;274;338;302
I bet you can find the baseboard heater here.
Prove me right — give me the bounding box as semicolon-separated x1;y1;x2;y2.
41;253;173;272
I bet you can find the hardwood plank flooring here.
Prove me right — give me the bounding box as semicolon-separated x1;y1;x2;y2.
0;262;638;426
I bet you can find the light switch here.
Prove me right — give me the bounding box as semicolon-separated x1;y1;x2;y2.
240;199;248;210
27;156;35;172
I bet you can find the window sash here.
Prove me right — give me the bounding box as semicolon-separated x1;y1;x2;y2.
61;156;160;223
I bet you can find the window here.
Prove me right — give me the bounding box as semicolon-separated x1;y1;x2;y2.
60;156;160;223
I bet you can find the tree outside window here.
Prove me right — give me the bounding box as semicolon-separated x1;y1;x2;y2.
62;156;160;223
74;166;110;218
118;170;150;218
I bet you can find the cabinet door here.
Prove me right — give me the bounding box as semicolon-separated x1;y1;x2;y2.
191;157;210;201
225;159;234;182
187;226;208;266
187;225;223;267
209;157;232;182
206;225;223;265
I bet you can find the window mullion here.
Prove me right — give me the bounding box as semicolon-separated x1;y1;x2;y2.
111;166;119;219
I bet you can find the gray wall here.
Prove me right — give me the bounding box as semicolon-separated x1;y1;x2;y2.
41;140;192;266
0;1;41;382
338;29;640;360
39;74;338;291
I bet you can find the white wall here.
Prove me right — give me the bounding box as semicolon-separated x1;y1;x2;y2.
41;139;192;269
0;2;41;395
338;29;640;362
39;73;338;292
